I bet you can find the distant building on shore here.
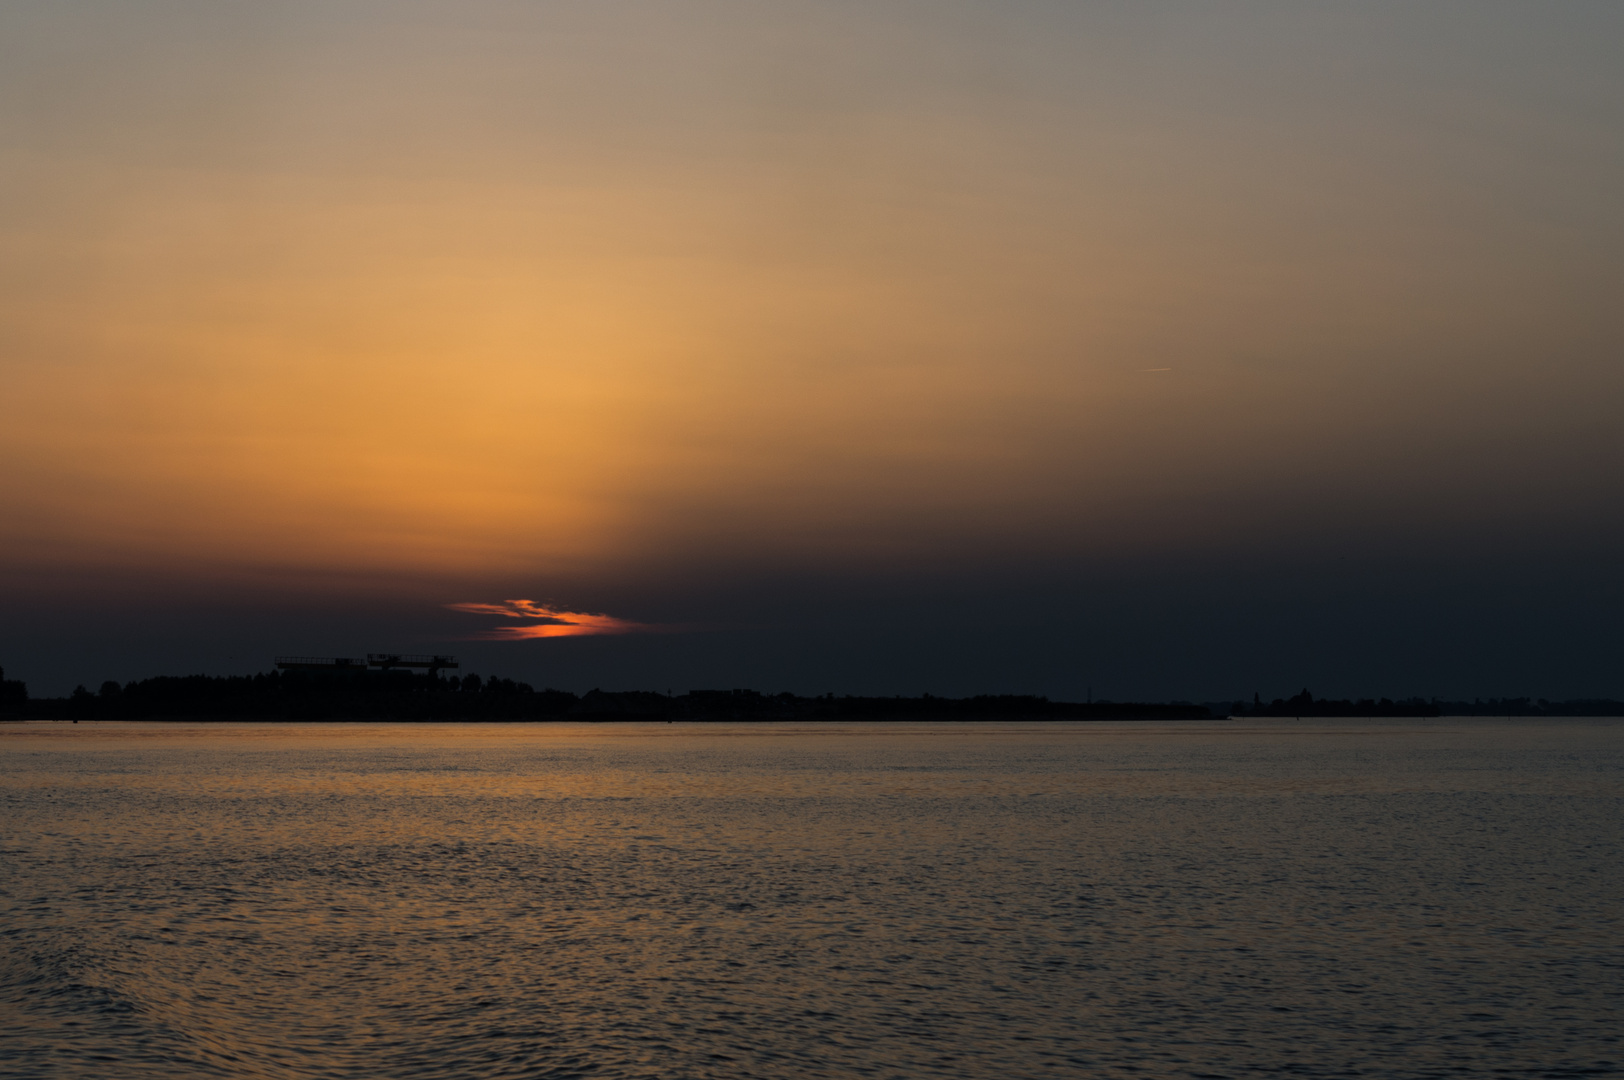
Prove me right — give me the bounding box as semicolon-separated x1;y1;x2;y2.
274;654;459;677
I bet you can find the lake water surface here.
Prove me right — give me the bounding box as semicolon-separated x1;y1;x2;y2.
2;719;1620;1078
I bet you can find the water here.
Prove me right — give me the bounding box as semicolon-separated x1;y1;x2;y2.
1;719;1620;1079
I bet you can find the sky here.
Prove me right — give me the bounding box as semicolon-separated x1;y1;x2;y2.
2;0;1622;700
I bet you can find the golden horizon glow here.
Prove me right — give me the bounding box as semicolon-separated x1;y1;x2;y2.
2;2;1621;587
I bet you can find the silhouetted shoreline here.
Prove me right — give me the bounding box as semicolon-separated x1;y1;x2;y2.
1230;688;1624;718
2;668;1619;722
1;670;1208;722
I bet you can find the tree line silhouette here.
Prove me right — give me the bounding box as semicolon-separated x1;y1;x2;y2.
1;668;1618;721
1232;689;1442;717
0;668;1209;721
1223;688;1624;717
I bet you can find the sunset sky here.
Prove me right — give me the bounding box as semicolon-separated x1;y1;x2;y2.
3;1;1621;698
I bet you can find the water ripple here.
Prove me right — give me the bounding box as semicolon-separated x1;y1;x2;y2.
1;721;1621;1078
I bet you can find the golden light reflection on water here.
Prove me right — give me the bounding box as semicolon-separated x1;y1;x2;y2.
3;720;1619;803
3;719;1621;1077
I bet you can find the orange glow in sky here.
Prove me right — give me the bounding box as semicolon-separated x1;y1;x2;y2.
1;2;1620;592
447;600;665;639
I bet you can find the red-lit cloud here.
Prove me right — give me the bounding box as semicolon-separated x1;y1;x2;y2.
447;599;666;639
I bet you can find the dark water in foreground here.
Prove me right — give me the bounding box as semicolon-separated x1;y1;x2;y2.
1;720;1620;1079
